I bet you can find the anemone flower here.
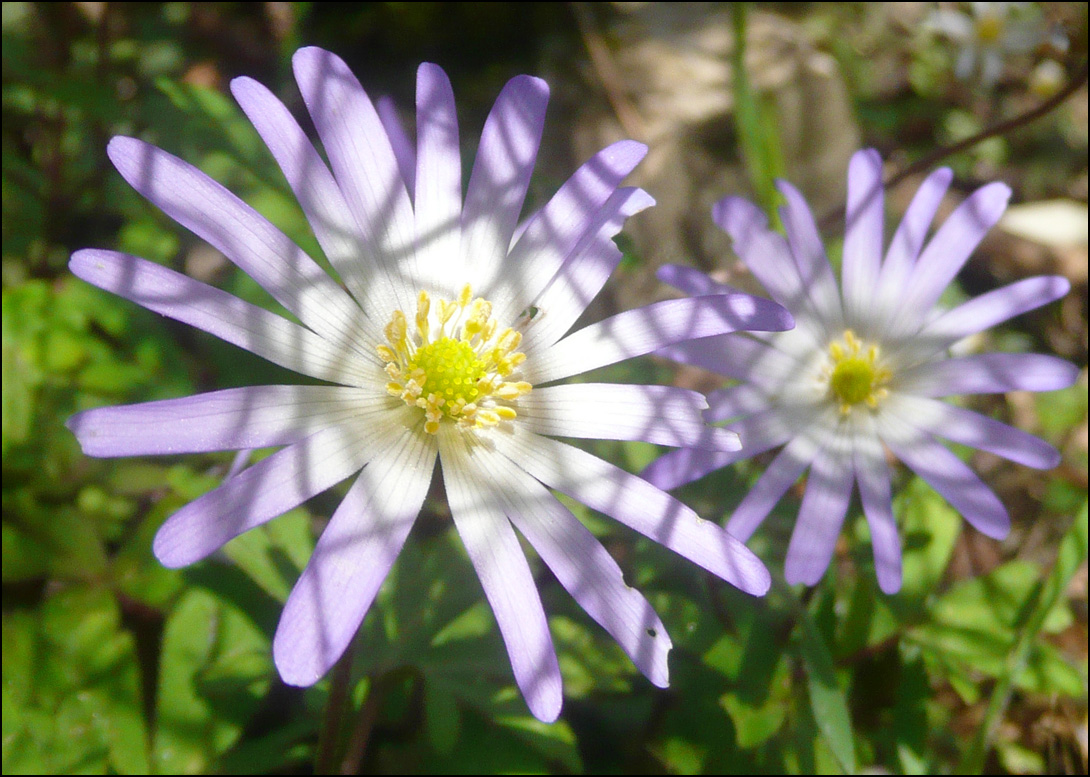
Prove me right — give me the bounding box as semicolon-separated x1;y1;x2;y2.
925;1;1043;87
67;48;792;722
644;148;1076;594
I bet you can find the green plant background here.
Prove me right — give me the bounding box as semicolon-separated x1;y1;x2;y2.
3;3;1087;774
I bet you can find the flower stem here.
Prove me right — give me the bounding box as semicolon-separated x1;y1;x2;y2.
314;643;355;775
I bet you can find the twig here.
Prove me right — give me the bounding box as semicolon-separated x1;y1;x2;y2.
819;60;1089;233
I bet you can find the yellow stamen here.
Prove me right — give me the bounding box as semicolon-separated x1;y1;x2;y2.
824;330;891;415
377;284;532;434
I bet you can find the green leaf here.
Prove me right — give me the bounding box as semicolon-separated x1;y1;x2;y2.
2;588;149;774
153;588;272;774
895;477;960;612
794;587;856;774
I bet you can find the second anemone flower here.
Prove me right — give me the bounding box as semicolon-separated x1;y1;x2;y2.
67;49;793;722
645;149;1077;594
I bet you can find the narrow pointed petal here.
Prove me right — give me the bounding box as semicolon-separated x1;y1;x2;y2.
230;76;399;324
491;141;648;326
642;406;798;491
107;136;371;351
657;264;736;297
505;429;770;595
841;149;885;329
153;422;385;567
704;383;773;423
461;75;549;282
292;47;416;310
784;431;853;586
440;427;563;723
714;197;830;344
69;249;378;382
656;332;800;389
274;430;435;686
376;95;416;196
519;384;740;450
897;353;1078;397
726;434;819;542
886;395;1061;469
886;182;1011;337
530;295;793;384
641;446;747;492
875;167;953;331
464;438;672;687
851;414;902;594
67;385;386;457
775;180;844;327
413;63;463;295
918;275;1071;347
518;187;654;354
882;421;1010;539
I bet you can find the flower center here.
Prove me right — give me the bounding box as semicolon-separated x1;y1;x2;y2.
378;284;532;435
825;330;890;415
975;12;1004;44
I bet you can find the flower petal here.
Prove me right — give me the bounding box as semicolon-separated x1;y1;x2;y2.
107;136;372;352
69;249;378;382
657;263;737;297
886;394;1061;469
464;437;672;688
376;95;416;197
413;63;463;296
642;406;798;491
881;419;1010;539
897;353;1078;396
274;429;436;686
153;420;392;567
292;47;416;312
519;383;740;451
726;433;819;542
714;197;831;345
67;385;387;457
886;182;1011;337
851;413;901;594
530;295;793;384
704;383;773;423
918;275;1072;347
439;426;563;723
784;430;854;586
841;149;885;330
518;186;654;354
658;332;800;391
875;167;953;332
775;180;844;327
492;141;649;327
505;429;770;596
461;74;549;286
230;76;398;327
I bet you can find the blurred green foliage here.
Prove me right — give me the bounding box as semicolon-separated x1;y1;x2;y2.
3;3;1087;775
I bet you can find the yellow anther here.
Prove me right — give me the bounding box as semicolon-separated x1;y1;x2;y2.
416;291;431;335
377;284;531;435
825;329;889;414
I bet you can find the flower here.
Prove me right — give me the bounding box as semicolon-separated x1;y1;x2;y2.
643;148;1077;594
67;49;793;722
925;2;1043;87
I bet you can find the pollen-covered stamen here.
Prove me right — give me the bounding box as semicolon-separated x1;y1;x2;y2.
822;330;891;415
378;285;532;434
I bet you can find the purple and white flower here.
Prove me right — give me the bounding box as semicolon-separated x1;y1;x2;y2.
644;148;1076;594
67;49;791;722
925;2;1043;88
